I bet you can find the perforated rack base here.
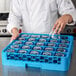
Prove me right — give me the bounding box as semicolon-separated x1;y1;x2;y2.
2;33;74;71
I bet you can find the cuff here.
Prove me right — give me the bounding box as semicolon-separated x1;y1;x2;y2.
62;10;76;25
66;21;76;26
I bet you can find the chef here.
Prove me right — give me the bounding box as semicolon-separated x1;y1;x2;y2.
7;0;76;42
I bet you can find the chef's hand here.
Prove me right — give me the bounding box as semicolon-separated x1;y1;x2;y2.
52;14;73;34
10;28;19;42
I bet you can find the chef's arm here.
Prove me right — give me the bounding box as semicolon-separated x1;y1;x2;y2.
52;0;76;34
57;0;76;24
7;0;22;35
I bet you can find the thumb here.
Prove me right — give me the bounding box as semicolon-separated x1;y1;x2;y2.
10;36;15;43
10;33;19;43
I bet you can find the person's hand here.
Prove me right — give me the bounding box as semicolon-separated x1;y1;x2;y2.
10;28;19;42
52;14;73;34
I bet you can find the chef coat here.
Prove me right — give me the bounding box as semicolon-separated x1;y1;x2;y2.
7;0;76;34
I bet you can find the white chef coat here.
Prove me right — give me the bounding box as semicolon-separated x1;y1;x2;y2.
7;0;76;34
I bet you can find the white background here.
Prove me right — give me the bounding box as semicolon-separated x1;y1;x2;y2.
0;0;10;13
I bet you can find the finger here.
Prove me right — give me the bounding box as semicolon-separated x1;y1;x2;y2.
52;21;58;31
10;36;16;43
54;23;61;34
15;34;19;39
10;35;18;43
10;37;14;43
58;23;65;34
10;33;19;43
52;24;57;31
14;33;19;39
10;39;13;43
60;24;65;33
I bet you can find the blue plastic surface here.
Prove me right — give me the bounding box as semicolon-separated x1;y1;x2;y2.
2;33;74;71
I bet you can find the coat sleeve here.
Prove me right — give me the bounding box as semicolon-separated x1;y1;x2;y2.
7;0;22;34
57;0;76;24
